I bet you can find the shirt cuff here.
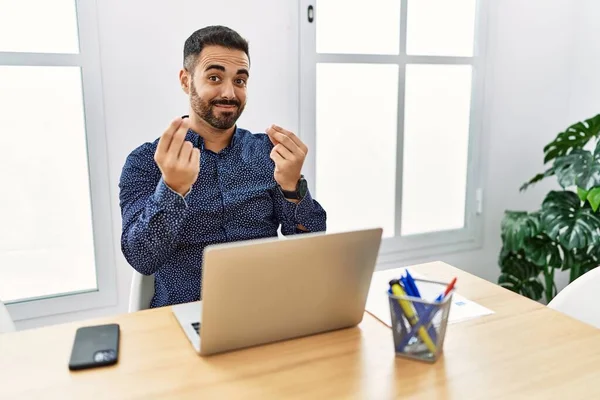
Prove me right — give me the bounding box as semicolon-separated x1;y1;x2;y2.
153;178;192;209
279;189;317;229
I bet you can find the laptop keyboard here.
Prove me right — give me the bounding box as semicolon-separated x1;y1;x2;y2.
191;322;201;335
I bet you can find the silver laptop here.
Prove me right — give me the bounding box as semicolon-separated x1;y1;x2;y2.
172;227;383;356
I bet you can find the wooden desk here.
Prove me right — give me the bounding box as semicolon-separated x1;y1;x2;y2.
2;261;600;399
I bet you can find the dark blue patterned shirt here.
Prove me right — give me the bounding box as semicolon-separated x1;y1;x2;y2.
119;127;327;308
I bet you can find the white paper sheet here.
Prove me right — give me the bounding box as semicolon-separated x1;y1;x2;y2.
365;267;494;327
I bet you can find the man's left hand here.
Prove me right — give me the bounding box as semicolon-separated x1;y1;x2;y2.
267;125;308;191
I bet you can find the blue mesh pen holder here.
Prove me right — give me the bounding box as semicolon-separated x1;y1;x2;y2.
388;278;454;363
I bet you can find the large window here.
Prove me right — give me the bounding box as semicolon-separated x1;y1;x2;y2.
0;0;116;320
300;0;487;263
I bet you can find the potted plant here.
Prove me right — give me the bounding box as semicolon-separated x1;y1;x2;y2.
498;114;600;302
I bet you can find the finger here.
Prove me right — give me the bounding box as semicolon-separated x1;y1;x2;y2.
268;128;301;155
274;143;294;160
179;141;194;164
156;117;183;156
190;147;201;165
270;147;285;164
168;119;189;157
272;125;307;154
266;127;279;146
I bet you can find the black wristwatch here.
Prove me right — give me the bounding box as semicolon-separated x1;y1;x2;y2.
279;176;308;200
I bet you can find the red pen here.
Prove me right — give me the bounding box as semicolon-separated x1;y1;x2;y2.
435;277;457;301
443;277;457;297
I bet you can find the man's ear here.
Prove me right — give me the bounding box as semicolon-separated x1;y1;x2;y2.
179;69;191;95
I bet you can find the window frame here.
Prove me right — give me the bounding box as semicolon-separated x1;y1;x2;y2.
1;0;117;321
299;0;489;265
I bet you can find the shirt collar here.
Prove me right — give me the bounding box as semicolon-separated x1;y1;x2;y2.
181;115;241;151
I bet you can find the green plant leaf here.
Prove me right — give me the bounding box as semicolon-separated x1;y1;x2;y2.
498;249;544;300
587;187;600;211
523;234;562;268
563;247;600;281
577;187;589;201
553;149;600;190
543;114;600;164
541;191;600;250
561;246;580;271
590;243;600;263
500;211;541;252
520;168;555;192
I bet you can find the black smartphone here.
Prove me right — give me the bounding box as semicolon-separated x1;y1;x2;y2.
68;323;120;371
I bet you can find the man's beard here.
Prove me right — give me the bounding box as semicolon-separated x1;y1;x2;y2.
190;82;244;130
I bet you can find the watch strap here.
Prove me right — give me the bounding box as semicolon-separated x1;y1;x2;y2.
279;176;307;200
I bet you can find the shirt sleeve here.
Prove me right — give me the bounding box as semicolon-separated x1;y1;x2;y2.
272;186;327;235
119;147;190;275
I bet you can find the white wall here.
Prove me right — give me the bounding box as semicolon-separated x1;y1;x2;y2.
568;0;600;122
15;0;600;328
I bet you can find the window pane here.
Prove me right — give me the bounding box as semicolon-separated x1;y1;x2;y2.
316;63;398;238
316;0;401;55
401;64;472;236
406;0;477;57
0;0;79;53
0;66;96;302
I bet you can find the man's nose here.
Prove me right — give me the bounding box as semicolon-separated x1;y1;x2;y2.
220;81;236;99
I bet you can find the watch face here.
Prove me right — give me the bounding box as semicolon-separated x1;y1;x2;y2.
298;178;308;197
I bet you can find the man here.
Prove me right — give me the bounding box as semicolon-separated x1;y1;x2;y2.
119;26;326;308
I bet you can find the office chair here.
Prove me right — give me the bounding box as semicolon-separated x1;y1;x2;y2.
128;271;155;312
0;299;16;333
547;267;600;328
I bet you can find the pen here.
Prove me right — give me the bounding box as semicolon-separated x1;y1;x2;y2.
400;270;437;343
402;272;437;342
389;279;437;353
435;277;457;302
405;270;421;297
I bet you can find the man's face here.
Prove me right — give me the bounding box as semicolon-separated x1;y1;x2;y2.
182;45;249;130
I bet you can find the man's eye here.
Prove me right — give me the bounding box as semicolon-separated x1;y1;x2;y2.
235;78;247;86
208;76;220;82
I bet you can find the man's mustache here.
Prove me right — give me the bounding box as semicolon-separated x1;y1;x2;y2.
211;99;240;107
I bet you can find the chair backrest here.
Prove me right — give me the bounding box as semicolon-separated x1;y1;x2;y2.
547;267;600;328
0;300;16;333
128;271;155;312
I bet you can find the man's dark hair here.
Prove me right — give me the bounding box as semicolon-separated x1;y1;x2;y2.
183;25;250;73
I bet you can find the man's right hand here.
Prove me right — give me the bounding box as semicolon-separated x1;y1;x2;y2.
154;117;200;196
